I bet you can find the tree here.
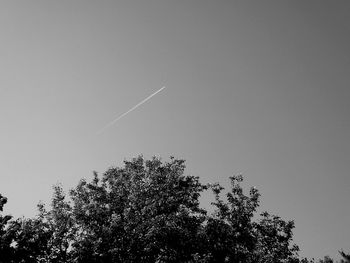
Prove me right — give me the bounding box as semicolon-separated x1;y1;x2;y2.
253;212;300;263
69;156;207;263
201;175;260;262
1;155;317;262
10;216;51;263
339;251;350;263
0;194;16;263
318;256;334;263
202;175;300;263
8;186;75;263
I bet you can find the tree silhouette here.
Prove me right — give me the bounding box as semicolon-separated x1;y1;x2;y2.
2;155;346;262
0;194;17;263
339;250;350;263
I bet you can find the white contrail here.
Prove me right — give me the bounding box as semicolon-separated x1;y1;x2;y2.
97;86;165;134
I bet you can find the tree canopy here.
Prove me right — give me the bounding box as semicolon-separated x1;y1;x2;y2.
0;156;348;262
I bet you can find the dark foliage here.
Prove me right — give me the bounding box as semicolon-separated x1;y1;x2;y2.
0;194;15;263
0;156;348;262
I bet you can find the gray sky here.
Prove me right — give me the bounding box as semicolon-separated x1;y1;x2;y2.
1;0;349;260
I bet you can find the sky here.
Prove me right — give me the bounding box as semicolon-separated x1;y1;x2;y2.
0;0;349;260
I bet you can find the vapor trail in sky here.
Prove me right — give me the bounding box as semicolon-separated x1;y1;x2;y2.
97;86;165;134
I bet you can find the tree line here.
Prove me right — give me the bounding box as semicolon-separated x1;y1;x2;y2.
0;156;348;262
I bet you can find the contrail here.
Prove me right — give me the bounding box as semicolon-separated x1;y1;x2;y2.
97;86;165;134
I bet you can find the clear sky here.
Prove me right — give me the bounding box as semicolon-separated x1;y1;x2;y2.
1;1;349;260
